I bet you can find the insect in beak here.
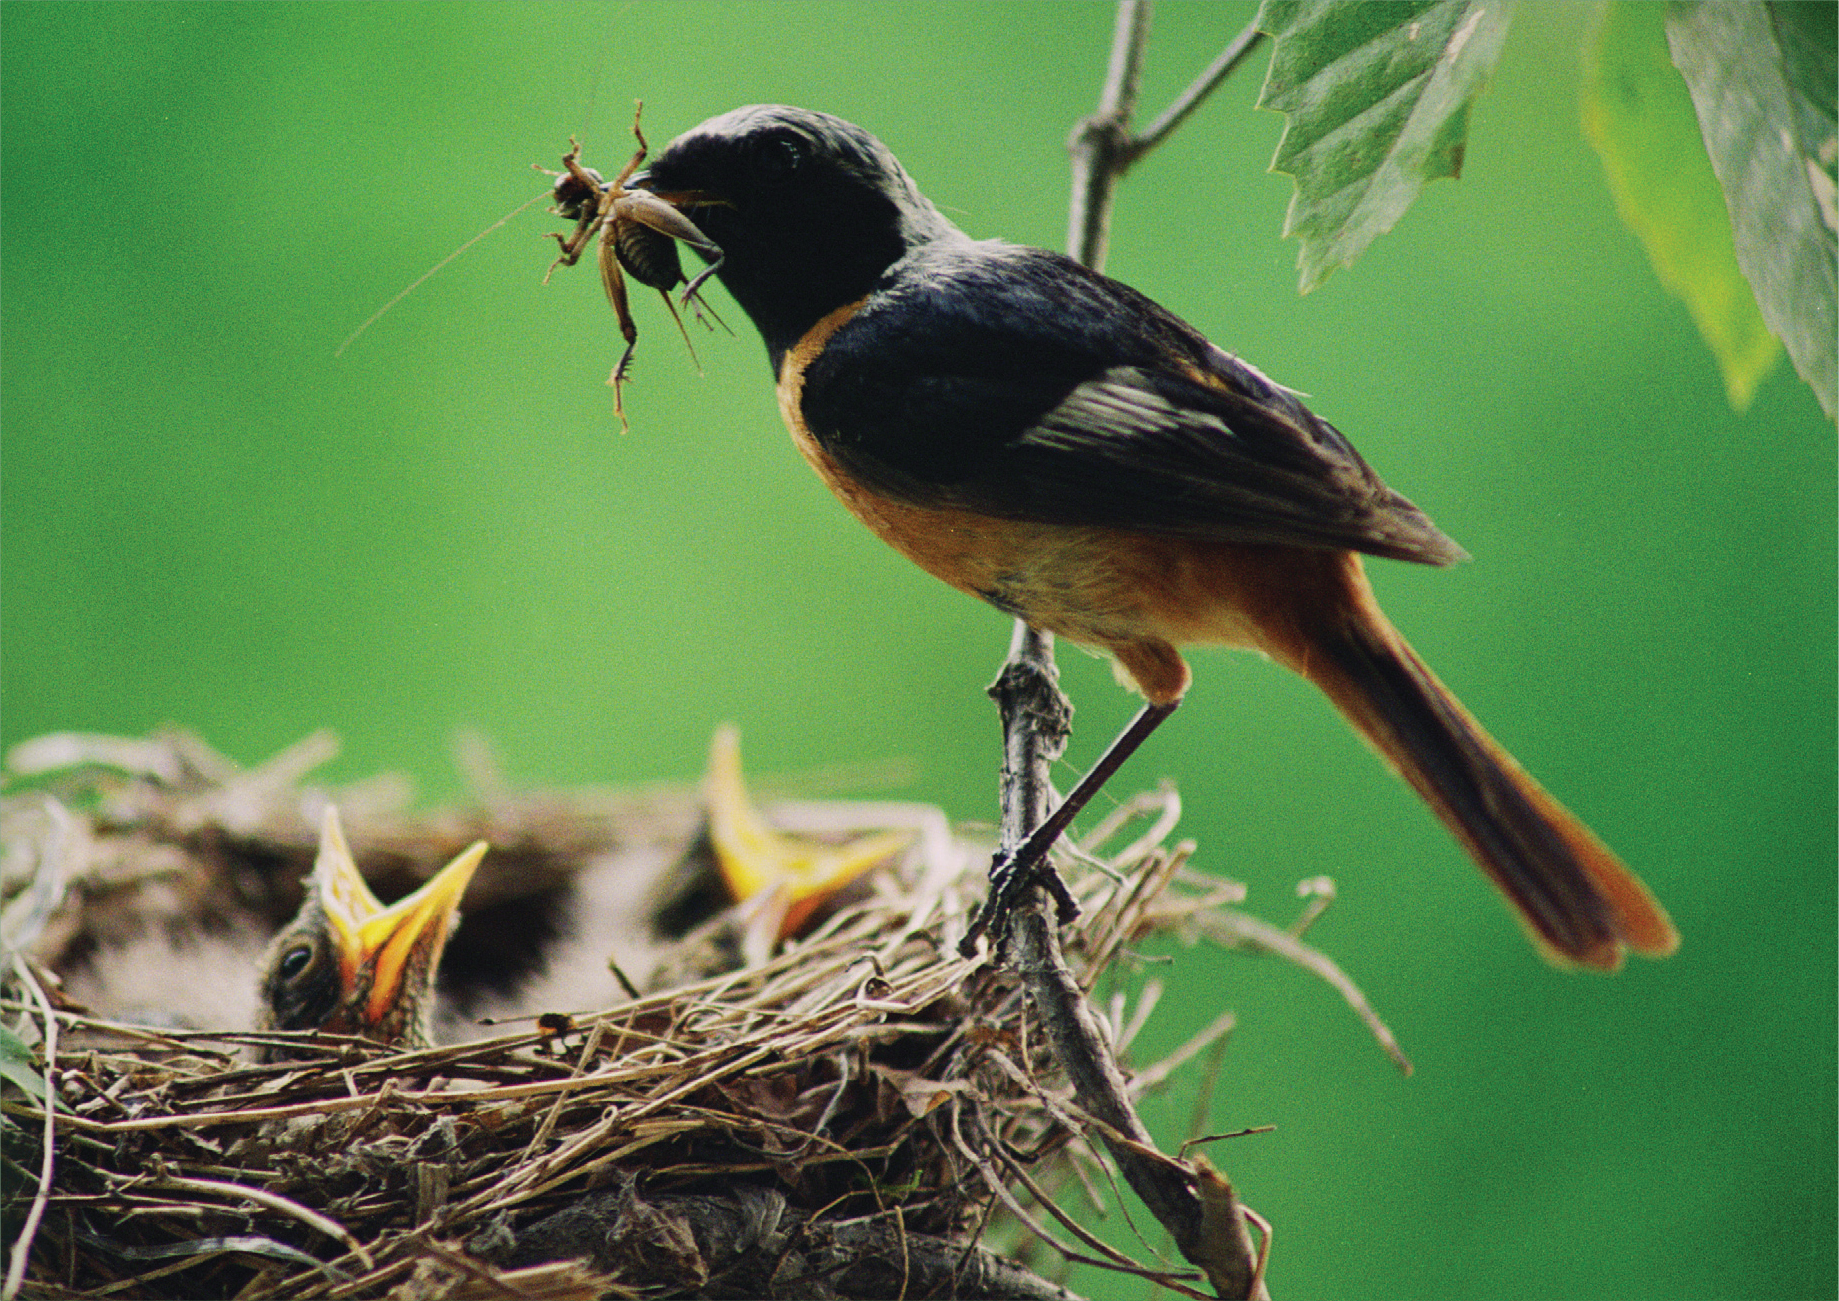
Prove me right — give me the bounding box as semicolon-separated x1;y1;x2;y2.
542;103;728;429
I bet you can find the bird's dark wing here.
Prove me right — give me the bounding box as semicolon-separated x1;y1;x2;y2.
799;243;1465;566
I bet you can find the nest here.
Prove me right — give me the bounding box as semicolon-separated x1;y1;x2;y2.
1;730;1402;1299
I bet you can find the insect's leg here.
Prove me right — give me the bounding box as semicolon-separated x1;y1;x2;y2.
558;137;604;192
681;286;732;337
618;193;727;308
611;100;649;190
672;221;725;307
599;232;639;430
680;253;724;309
545;222;599;279
544;136;616;279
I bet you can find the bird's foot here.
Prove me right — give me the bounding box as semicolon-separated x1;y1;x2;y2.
958;841;1081;958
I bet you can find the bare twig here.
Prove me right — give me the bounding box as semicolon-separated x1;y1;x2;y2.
1133;18;1268;158
4;955;58;1301
1189;909;1413;1076
976;1115;1213;1300
975;3;1278;1296
1068;3;1266;273
947;1102;1207;1297
1131;1007;1238;1096
1067;0;1153;269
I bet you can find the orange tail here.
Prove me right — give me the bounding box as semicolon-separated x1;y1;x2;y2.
1271;556;1678;969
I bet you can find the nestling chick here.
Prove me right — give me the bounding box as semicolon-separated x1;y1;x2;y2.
255;806;484;1059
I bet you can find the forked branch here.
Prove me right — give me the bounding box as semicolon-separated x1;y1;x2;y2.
984;3;1272;1297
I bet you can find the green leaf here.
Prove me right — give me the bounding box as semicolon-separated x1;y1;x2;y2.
0;1023;46;1102
1257;0;1516;292
1667;1;1837;419
1581;2;1780;411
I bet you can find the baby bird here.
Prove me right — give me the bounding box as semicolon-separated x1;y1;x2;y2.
256;806;485;1058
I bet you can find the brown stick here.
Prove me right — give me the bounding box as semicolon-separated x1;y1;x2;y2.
977;4;1273;1297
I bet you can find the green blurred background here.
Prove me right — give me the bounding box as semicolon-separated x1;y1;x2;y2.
4;4;1832;1297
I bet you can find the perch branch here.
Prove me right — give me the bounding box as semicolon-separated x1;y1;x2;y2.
1068;3;1267;273
1067;0;1153;268
974;3;1275;1297
1132;18;1268;159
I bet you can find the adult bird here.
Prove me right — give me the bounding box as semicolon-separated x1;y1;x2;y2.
255;806;485;1058
615;105;1677;970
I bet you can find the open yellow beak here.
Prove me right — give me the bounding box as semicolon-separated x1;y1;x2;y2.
311;807;486;1029
704;725;910;940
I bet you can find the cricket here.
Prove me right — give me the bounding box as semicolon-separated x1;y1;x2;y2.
543;102;726;427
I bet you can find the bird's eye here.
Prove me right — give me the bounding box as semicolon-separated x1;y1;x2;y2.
276;943;313;982
753;133;804;184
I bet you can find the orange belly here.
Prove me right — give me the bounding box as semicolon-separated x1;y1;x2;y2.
775;302;1369;704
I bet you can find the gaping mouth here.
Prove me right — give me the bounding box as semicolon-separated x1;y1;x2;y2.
313;808;487;1030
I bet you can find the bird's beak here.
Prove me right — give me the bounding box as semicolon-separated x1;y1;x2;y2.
629;176;723;212
311;807;486;1030
705;725;910;942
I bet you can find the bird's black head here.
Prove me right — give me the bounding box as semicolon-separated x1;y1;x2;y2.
636;106;960;366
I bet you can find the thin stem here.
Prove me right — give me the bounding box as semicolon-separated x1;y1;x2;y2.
5;957;60;1301
1097;0;1153;122
1132;18;1267;158
964;624;1078;954
975;4;1278;1295
998;622;1068;843
1067;0;1153;271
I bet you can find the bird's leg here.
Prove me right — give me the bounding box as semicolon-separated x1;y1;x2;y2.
1022;698;1180;870
962;621;1180;954
964;699;1179;953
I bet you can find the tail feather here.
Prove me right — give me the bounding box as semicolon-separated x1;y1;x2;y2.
1276;562;1678;968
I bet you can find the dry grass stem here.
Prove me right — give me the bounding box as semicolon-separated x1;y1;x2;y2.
3;729;1403;1297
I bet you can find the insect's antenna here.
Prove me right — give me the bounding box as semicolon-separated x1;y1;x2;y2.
571;6;619;142
335;188;551;358
575;48;608;144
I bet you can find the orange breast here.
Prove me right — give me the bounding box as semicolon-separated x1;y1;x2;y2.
773;303;1365;704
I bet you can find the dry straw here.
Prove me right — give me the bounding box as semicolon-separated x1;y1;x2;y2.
1;731;1398;1299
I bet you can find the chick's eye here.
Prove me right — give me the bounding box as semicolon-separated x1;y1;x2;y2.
753;133;804;183
277;944;313;982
